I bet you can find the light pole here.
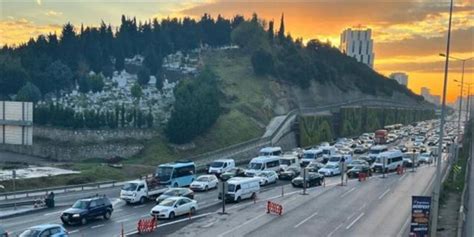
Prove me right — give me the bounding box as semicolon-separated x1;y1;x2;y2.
431;0;453;235
463;83;473;124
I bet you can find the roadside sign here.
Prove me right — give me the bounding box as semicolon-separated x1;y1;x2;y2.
410;196;432;237
218;181;228;194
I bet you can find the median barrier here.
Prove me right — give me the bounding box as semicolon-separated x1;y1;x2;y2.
267;201;283;216
137;217;156;234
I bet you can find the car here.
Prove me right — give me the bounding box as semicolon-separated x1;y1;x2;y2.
305;161;325;173
397;145;408;153
0;226;8;237
346;160;369;170
156;188;194;204
418;153;433;164
256;170;278;186
318;164;341;176
60;195;113;225
150;197;197;219
359;155;375;165
403;158;419;168
220;167;246;181
190;175;218;191
291;172;325;188
278;166;301;180
346;165;372;179
19;224;68;237
354;145;367;154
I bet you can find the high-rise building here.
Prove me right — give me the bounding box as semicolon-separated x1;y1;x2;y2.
420;87;440;106
389;72;408;86
339;28;374;68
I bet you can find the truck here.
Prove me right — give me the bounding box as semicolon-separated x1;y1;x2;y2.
120;175;167;204
120;161;196;204
374;129;389;144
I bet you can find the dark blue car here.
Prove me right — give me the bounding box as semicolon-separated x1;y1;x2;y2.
60;196;113;225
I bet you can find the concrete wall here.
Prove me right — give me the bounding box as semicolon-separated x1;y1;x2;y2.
33;127;155;143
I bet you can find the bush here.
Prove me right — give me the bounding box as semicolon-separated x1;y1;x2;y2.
251;49;273;76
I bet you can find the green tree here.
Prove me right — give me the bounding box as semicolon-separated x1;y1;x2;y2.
131;83;143;99
46;60;73;96
251;49;274;76
277;13;285;41
137;67;151;86
16;82;42;103
88;74;105;93
0;56;28;97
231;20;269;52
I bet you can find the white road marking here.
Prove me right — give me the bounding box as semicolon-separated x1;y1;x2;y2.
346;212;356;220
358;202;367;211
217;213;266;237
90;224;104;229
346;212;365;230
398;216;411;237
68;230;79;234
378;189;391;200
340;187;356;198
115;218;130;223
43;210;64;216
294;212;318;228
327;223;343;237
133;204;146;209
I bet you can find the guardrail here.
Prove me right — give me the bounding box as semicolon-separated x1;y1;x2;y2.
458;154;471;237
0;180;119;202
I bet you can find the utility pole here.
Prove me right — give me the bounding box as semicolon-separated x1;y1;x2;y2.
303;168;307;195
12;170;16;210
412;149;416;172
431;0;453;235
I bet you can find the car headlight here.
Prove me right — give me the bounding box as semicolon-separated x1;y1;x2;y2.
133;193;137;197
73;214;80;218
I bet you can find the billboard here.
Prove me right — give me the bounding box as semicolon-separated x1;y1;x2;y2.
410;195;432;237
0;101;33;145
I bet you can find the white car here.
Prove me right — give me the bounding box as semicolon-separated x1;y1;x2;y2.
418;153;433;164
256;171;278;186
190;175;218;191
318;164;341;177
150;197;198;219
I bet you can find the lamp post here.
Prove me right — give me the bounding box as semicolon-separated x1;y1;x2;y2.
431;0;453;235
464;83;473;124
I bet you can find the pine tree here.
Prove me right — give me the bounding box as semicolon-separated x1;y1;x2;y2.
278;13;285;41
268;20;274;41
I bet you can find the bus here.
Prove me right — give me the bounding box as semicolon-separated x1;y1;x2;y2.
155;161;196;187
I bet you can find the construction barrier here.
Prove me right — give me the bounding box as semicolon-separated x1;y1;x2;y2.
137;217;156;234
267;201;283;216
358;172;367;182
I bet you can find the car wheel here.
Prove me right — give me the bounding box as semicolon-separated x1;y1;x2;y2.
81;217;87;225
264;180;268;185
236;196;241;203
104;211;111;220
205;185;209;191
190;207;196;215
330;172;333;176
169;211;175;219
140;197;146;204
251;192;256;200
173;183;178;187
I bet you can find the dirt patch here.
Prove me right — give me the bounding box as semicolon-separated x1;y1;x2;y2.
437;192;460;236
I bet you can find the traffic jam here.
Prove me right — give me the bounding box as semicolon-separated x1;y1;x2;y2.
7;117;460;236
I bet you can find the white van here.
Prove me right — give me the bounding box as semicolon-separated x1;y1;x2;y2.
259;147;283;157
279;154;300;171
300;148;323;167
321;146;337;161
245;156;281;177
208;159;235;175
219;177;260;202
368;145;388;161
326;154;352;166
372;150;404;173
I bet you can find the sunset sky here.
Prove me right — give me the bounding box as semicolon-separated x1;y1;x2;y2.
0;0;472;102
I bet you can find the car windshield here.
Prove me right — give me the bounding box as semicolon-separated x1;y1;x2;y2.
156;167;173;181
19;229;42;237
303;153;316;159
72;200;89;209
227;184;236;192
323;149;331;154
196;176;209;182
280;159;292;166
351;166;363;170
163;189;179;196
369;149;382;154
325;164;337;169
329;157;341;162
249;162;263;170
122;183;138;191
210;161;224;168
352;160;364;165
159;199;176;207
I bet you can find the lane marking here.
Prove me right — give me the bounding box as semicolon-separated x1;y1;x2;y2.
340;187;356;198
378;189;391;200
133;204;146;209
346;212;365;230
115;218;130;223
43;210;64;216
327;223;343;237
398;215;411;237
358;202;367;211
217;213;266;237
68;230;79;234
346;212;356;220
294;212;318;228
90;224;104;229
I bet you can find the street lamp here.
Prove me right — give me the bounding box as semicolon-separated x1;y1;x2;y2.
465;83;473;122
431;0;453;235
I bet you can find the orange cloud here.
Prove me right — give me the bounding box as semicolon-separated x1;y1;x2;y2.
45;10;63;17
0;19;61;46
